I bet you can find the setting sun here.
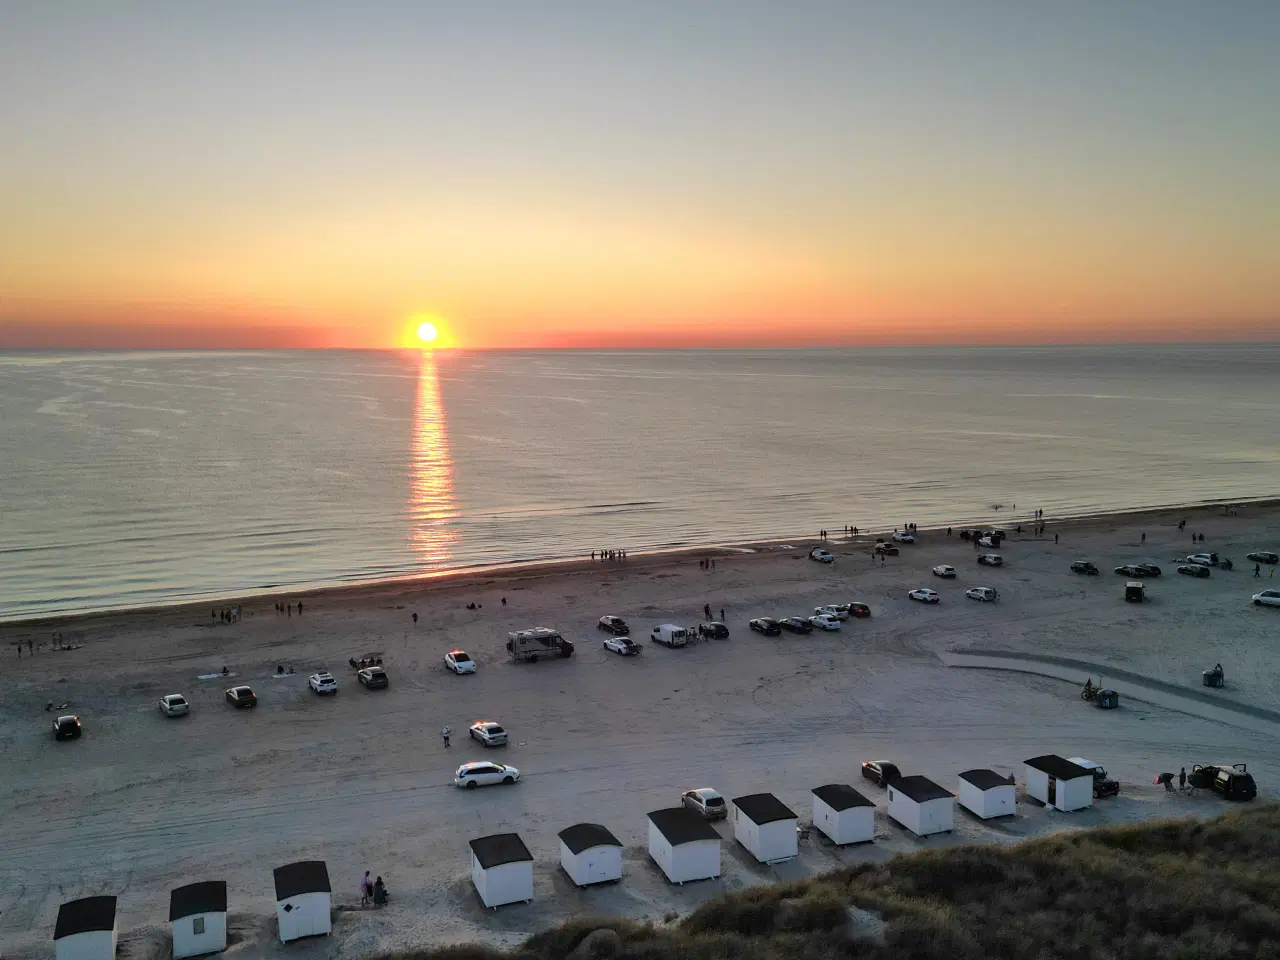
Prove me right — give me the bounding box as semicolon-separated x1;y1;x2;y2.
417;321;438;344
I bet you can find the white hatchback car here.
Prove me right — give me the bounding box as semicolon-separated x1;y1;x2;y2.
603;635;642;655
308;672;338;695
966;586;999;602
908;588;940;603
1253;589;1280;608
809;613;842;631
813;604;850;620
454;761;520;789
158;694;189;717
932;565;956;578
892;532;915;544
444;650;476;674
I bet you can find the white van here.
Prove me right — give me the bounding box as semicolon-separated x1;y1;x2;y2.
650;624;689;647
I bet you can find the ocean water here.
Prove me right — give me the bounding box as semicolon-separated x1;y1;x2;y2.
1;345;1277;621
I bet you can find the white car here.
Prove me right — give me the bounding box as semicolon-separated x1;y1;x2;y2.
158;694;189;717
603;635;642;655
444;650;476;674
308;672;338;695
1253;589;1280;608
813;604;850;620
454;761;520;789
966;586;999;602
809;547;835;563
908;588;940;603
978;536;1000;548
469;721;508;746
932;565;956;578
808;614;842;631
977;554;1004;567
892;532;915;544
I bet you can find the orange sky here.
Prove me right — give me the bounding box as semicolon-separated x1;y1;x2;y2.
2;5;1278;349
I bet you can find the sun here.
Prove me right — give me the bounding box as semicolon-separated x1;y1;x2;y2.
417;321;439;344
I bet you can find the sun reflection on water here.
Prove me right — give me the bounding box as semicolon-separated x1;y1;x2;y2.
409;353;460;565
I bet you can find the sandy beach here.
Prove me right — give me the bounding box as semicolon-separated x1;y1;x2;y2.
2;501;1278;959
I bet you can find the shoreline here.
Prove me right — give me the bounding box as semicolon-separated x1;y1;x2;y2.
2;495;1274;633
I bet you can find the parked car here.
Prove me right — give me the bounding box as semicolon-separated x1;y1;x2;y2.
814;604;850;621
932;564;956;578
158;694;189;717
1125;581;1145;603
966;586;998;602
778;617;813;634
908;587;940;603
809;547;835;563
308;672;338;695
444;650;476;674
1133;563;1162;577
1246;552;1278;565
469;721;508;747
842;602;872;618
680;787;727;819
357;666;389;688
1115;564;1145;576
809;613;841;631
454;761;519;789
749;617;781;636
603;635;642;655
597;615;630;635
860;760;901;787
508;627;575;661
225;685;257;708
1188;553;1232;570
1068;758;1120;798
874;543;899;556
650;624;690;647
700;621;730;638
892;532;915;544
977;536;1000;548
1189;763;1256;801
1070;561;1099;575
1179;564;1211;579
1252;589;1280;607
977;554;1003;567
52;715;82;740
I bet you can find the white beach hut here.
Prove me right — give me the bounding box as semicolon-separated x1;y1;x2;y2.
470;833;534;908
732;793;799;864
647;808;721;884
54;896;118;960
558;823;623;887
273;860;332;943
887;776;955;836
1023;755;1093;812
170;881;228;958
957;769;1016;819
811;783;876;845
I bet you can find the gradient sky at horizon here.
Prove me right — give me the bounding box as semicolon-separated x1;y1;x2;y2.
2;1;1278;349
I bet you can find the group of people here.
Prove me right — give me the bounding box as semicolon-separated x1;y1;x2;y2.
273;601;301;616
213;606;241;623
591;549;627;561
699;557;717;570
702;603;725;621
359;870;389;907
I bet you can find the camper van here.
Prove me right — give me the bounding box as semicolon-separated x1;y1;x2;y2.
506;628;574;663
650;624;690;648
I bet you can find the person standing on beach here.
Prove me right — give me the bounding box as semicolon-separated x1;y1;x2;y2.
1179;768;1186;790
1054;533;1059;544
361;870;372;907
1141;532;1146;543
442;725;451;747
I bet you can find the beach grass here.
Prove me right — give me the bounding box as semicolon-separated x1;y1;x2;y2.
378;803;1280;960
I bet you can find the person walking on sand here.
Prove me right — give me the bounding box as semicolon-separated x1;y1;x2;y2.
704;603;712;620
719;608;724;621
1054;533;1059;544
1179;767;1186;791
1256;563;1262;577
442;725;451;747
361;870;372;907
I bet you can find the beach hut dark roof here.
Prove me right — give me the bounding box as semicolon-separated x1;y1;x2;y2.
54;896;117;939
557;823;621;855
469;833;533;869
892;775;955;804
959;769;1015;791
273;861;331;900
169;881;227;921
732;793;798;825
811;783;874;811
647;808;721;845
1025;755;1091;781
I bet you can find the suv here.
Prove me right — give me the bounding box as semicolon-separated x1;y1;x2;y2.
749;617;781;636
52;715;82;740
357;666;389;688
1190;763;1257;801
680;787;727;819
1067;757;1119;798
778;617;813;634
860;760;901;787
469;721;508;747
1070;561;1099;575
225;685;258;707
700;621;730;639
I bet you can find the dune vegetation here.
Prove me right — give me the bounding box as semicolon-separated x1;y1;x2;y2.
387;804;1280;960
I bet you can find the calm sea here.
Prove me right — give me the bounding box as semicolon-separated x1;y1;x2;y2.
1;346;1277;621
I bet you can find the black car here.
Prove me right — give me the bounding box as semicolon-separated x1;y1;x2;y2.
1115;564;1145;577
749;617;781;636
52;715;82;740
1135;563;1162;577
845;602;872;618
1070;561;1099;575
701;621;730;639
1179;564;1211;578
860;760;901;787
597;615;629;635
1247;552;1278;565
1190;763;1257;802
874;543;899;556
778;617;813;634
